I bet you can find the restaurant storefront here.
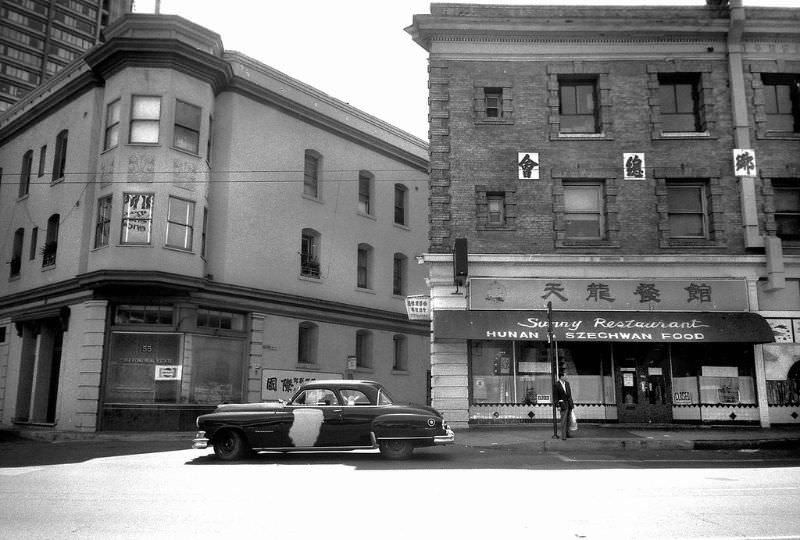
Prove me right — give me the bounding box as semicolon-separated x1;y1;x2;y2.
432;278;776;426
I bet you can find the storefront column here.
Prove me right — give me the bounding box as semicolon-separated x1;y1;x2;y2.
72;300;108;432
431;338;469;429
247;313;266;402
754;343;771;428
0;317;9;424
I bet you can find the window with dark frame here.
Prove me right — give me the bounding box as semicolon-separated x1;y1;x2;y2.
104;99;120;150
762;74;800;133
666;181;709;239
356;330;372;369
304;150;320;198
38;145;46;177
129;95;161;144
658;73;703;133
393;253;406;296
773;180;800;241
484;87;503;118
563;181;605;239
394;183;407;225
115;304;174;325
559;78;599;133
298;322;318;365
357;244;371;289
19;150;32;197
487;193;506;226
10;228;23;277
301;229;320;278
121;192;154;244
94;196;112;249
196;308;244;330
173;100;201;154
42;214;59;267
52;129;68;182
29;226;37;260
358;171;372;215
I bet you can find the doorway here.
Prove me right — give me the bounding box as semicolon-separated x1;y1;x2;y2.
615;343;673;423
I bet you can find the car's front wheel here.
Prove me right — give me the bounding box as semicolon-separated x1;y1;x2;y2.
213;429;249;461
379;439;414;460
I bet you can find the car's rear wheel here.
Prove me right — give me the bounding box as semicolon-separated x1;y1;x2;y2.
379;439;414;460
213;429;249;461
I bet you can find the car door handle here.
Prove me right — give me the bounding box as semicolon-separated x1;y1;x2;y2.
332;409;343;413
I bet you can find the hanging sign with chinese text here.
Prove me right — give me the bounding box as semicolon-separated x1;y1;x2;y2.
470;278;748;311
623;153;645;180
405;295;431;320
517;152;539;180
733;149;757;177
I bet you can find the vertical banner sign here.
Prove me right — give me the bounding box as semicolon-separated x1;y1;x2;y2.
518;152;539;180
623;153;645;180
733;149;757;177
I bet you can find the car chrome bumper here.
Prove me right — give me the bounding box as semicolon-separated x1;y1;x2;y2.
192;431;209;449
434;427;455;445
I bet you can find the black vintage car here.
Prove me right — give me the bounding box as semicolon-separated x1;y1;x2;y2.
192;380;454;460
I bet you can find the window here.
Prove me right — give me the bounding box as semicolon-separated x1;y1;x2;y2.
357;243;372;289
42;214;59;267
29;227;37;260
393;335;407;371
659;74;703;132
301;229;321;278
773;180;800;241
559;78;598;133
298;322;318;365
115;304;173;324
129;96;160;144
358;171;373;215
201;207;208;258
484;87;503;118
355;330;372;369
174;100;201;153
94;195;112;249
121;192;154;244
474;84;513;123
667;181;708;239
762;74;800;133
19;150;32;197
206;115;213;165
393;253;407;296
38;145;46;177
563;181;605;239
104;99;120;150
166;196;195;250
52;129;68;181
303;150;320;198
196;308;245;330
394;183;408;226
10;228;23;278
487;193;506;226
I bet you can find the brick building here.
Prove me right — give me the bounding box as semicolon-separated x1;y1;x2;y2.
0;14;429;433
408;1;800;428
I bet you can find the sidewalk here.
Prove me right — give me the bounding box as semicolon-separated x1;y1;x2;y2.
3;423;800;451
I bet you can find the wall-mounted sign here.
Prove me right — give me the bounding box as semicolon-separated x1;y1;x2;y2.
517;152;539;180
261;369;341;401
155;365;182;380
405;295;431;320
673;391;692;404
733;148;757;177
623;153;645;180
470;278;749;311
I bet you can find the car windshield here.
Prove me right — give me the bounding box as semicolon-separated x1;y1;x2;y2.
377;388;394;405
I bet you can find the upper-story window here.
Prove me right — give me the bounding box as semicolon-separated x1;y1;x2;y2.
52;129;68;182
38;145;46;177
392;253;406;296
300;228;321;278
559;77;599;134
394;183;408;226
42;214;59;267
392;335;407;372
762;74;800;133
166;196;195;251
303;150;321;199
10;228;24;278
666;181;708;239
658;73;704;133
29;226;38;260
487;193;506;226
174;100;201;154
129;96;161;144
19;149;32;197
355;330;373;369
104;99;120;150
563;181;605;240
298;322;318;365
357;243;373;289
358;171;373;215
484;88;503;118
94;195;112;249
115;304;173;325
474;83;513;123
773;180;800;241
197;308;245;330
121;192;154;244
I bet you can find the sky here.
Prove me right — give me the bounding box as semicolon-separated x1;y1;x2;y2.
131;0;798;141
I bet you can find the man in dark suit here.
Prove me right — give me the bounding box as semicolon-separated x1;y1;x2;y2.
554;372;574;440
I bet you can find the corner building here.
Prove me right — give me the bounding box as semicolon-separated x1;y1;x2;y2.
408;1;800;429
0;14;430;433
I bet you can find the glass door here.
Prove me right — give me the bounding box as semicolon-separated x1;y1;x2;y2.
615;343;673;423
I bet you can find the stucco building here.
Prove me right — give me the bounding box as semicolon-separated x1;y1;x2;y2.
0;14;430;433
407;1;800;429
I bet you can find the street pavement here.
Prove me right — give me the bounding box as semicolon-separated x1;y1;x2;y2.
2;422;799;452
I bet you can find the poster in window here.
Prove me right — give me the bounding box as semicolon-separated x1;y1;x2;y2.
623;372;635;387
155;365;182;380
768;319;793;343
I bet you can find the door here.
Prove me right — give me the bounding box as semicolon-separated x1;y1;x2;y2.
284;388;344;448
615;343;673;423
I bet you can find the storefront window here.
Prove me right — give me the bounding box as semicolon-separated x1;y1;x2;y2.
763;344;800;405
670;343;756;405
469;340;611;405
105;332;182;403
189;335;244;404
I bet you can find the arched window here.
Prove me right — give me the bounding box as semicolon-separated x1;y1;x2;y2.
10;228;24;277
358;170;373;215
19;150;33;197
298;322;318;365
52;129;68;182
42;214;59;267
301;228;321;278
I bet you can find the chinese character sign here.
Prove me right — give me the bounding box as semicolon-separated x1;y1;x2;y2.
405;295;431;320
733;149;757;177
623;153;645;180
261;369;341;401
517;152;539;180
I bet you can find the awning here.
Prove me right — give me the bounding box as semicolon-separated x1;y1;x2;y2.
434;310;775;343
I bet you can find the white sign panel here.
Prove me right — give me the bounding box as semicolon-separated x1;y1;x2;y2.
261;369;341;401
154;365;182;381
733;148;757;177
623;153;645;180
517;152;539;180
405;295;431;320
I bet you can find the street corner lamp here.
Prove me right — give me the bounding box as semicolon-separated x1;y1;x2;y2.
453;237;468;294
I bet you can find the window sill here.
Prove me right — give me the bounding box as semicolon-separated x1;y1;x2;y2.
756;132;800;141
126;142;161;147
477;225;515;231
391;369;409;376
50;177;64;186
353;367;374;374
474;118;514;126
163;245;194;254
654;131;714;140
553;133;612;141
355;286;376;295
100;146;118;155
16;194;29;202
298;274;322;283
294;363;319;371
8;274;21;282
170;145;201;158
41;264;56;272
91;244;110;253
302;193;323;204
116;243;154;248
357;211;377;221
556;240;620;248
393;222;410;231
